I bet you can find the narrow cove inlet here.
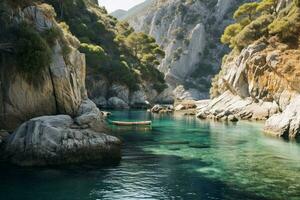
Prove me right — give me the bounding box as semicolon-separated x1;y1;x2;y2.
0;110;299;200
1;0;300;199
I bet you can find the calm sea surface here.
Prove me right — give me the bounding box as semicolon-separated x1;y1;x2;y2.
0;110;299;200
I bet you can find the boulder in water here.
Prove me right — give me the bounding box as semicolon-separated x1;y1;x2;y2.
4;115;121;166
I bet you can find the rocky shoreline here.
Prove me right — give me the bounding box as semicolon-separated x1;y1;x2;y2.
150;91;299;139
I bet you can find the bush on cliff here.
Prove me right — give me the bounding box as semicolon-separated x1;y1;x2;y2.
14;23;52;78
222;0;300;49
268;6;300;41
235;14;274;49
44;0;166;93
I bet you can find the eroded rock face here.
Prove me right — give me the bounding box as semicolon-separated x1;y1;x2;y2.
4;115;121;166
0;5;87;130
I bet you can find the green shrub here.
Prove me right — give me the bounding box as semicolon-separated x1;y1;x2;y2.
256;0;278;15
221;23;242;47
42;27;61;46
173;28;185;40
79;43;107;68
234;2;259;21
235;14;274;48
153;82;167;93
14;23;52;78
268;6;300;41
222;0;300;49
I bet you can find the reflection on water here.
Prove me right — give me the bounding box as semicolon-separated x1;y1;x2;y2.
0;110;299;200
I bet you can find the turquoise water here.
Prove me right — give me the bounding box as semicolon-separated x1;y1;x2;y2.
0;110;300;200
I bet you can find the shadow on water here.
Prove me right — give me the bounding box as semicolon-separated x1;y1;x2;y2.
0;146;272;200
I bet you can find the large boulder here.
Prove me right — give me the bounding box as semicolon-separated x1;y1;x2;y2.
92;96;107;108
75;99;101;126
130;90;150;108
109;83;130;103
107;97;129;109
264;95;300;138
4;115;121;166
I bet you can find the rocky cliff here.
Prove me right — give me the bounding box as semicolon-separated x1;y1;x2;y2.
198;0;300;139
0;4;87;130
43;0;167;109
127;0;253;100
0;1;121;166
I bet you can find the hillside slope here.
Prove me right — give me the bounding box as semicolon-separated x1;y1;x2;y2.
111;0;154;20
45;0;167;108
110;9;127;19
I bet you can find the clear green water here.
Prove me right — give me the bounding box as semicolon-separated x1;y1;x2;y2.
0;110;300;200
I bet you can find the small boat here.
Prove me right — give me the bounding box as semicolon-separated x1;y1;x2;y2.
110;120;152;126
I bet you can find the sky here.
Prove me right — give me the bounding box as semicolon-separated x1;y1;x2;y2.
98;0;146;13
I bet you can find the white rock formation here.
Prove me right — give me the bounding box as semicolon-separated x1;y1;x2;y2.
128;0;249;100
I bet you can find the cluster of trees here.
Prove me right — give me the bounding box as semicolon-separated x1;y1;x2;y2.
44;0;166;92
221;0;300;49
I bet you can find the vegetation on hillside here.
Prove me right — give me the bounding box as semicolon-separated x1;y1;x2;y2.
221;0;300;50
211;0;300;98
44;0;166;92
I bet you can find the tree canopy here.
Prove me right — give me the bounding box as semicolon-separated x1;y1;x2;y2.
233;2;259;21
221;0;300;49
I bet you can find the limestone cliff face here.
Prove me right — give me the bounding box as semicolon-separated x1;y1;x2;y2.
127;0;251;100
0;5;87;130
199;0;300;139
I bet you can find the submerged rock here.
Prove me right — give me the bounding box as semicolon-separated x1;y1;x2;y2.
4;115;121;166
